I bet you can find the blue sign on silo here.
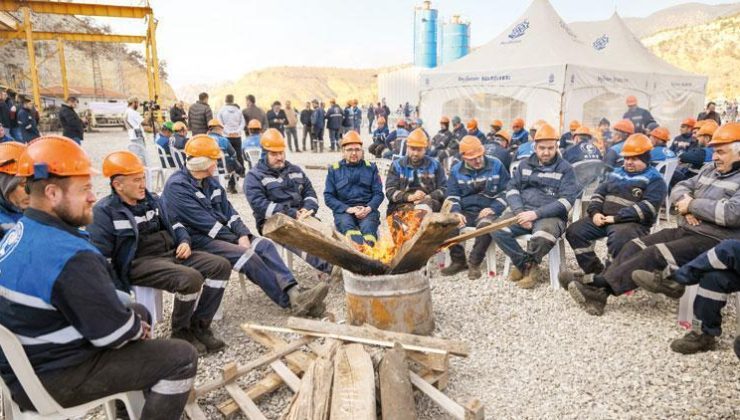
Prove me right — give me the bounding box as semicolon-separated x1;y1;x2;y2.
414;1;438;68
441;15;470;65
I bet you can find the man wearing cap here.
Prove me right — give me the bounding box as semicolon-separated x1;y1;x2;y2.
156;121;176;167
382;119;410;159
58;96;84;144
466;119;486;143
561;134;666;280
124;97;147;165
326;99;344;152
386;129;447;222
88;151;233;354
623;95;655;134
17;96;40;143
442;136;510;279
563;126;604;166
604;119;636;171
163;134;328;316
451;116;466;141
324;131;384;246
510;118;529;153
217;94;246;169
483;129;512;172
1;136;198;418
245;129;336;279
208;118;244;194
516;120;545;162
671;118;697;155
564;123;740;317
369;116;389;158
649;126;677;164
0;142;28;240
486;120;503;141
492;124;581;289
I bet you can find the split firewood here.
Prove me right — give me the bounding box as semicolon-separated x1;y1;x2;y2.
330;344;376;420
379;343;417;420
283;345;337;420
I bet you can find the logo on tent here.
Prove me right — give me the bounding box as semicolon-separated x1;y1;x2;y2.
593;35;609;50
508;20;529;40
548;74;555;84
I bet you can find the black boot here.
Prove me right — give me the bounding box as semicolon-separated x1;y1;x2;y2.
568;282;608;316
191;320;226;353
171;328;207;355
441;256;468;277
632;270;685;299
288;283;329;316
670;331;717;355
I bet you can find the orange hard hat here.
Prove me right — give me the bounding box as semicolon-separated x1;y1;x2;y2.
574;126;591;137
491;119;503;128
531;119;546;131
247;119;262;130
650;127;670;142
534;123;559;141
495;130;511;143
17;136;96;179
512;118;525;129
340;130;363;147
681;118;696;128
102;150;145;178
260;128;287;152
697;120;719;137
0;141;26;175
377;116;386;124
620;134;653;157
459;136;485;159
406;128;429;148
466;119;478;130
173;121;188;132
207;118;223;128
440;116;450;124
184;134;223;159
613;119;635;135
708;122;740;146
569;120;581;131
626;95;638;106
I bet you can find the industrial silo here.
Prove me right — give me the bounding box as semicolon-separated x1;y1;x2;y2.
413;1;438;68
441;15;470;65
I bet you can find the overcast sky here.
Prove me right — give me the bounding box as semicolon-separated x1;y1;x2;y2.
95;0;738;88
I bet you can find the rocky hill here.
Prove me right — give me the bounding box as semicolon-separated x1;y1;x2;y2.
0;11;177;105
622;2;740;38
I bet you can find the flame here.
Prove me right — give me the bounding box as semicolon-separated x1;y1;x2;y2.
357;210;424;264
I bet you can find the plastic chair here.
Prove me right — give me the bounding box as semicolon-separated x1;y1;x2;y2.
677;287;740;335
509;160;521;177
499;234;566;289
215;156;230;189
243;148;262;170
435;227;499;278
0;324;145;420
171;149;187;170
131;286;163;332
654;159;679;226
129;143;164;192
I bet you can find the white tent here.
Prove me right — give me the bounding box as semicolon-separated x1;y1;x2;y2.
418;0;706;134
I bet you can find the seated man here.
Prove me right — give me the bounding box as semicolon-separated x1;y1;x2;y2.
565;123;740;316
385;128;447;223
649;126;677;164
483;129;512;172
644;239;740;359
563;126;604;165
562;134;666;280
670;118;697;156
492;124;581;289
324;131;384;247
244;129;335;277
451;116;467;141
442;136;509;279
381;119;410;159
88;151;232;354
0;142;28;239
466;119;486;143
486;119;503;141
516;120;546;162
242;119;263;169
171;121;189;150
510;118;529;154
559;120;580;150
429;116;455;162
604;119;635;171
208;118;244;194
163;135;327;316
156;121;176;167
675;120;717;183
1;136;197;418
368;116;389;158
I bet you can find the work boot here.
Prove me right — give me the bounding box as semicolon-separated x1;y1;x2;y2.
467;262;483;280
171;328;207;355
568;282;608;316
441;258;468;277
517;264;540;289
192;319;226;353
289;283;330;316
670;331;717;355
307;302;327;318
632;270;685;299
559;271;585;290
508;266;524;282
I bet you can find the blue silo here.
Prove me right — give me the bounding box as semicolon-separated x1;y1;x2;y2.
413;1;438;68
441;15;470;65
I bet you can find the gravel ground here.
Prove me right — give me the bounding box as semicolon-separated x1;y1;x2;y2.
72;129;740;419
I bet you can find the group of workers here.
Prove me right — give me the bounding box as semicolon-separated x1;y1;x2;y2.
0;91;738;418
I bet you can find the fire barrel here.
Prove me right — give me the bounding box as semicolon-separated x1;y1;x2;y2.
342;268;435;335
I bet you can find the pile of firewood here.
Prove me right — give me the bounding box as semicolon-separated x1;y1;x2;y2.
184;317;483;420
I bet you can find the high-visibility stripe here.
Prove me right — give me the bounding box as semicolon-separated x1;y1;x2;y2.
707;248;728;270
632;204;645;221
558;198;572;212
227;214;240;228
715;200;726;226
304;196;318;204
532;230;558;243
266;202;277;217
175;292;199;302
113;220;133;230
234;249;254;271
210;189;222;199
172;222;184;230
0;285;56;310
604;195;633;207
89;312;136;347
151;377;194;395
632;238;647;249
204;279;228;289
208;222;223;238
574;245;595;255
656;243;678;271
697;287;727;302
17;326;83;345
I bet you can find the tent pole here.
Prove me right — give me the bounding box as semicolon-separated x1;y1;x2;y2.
558;64;568;133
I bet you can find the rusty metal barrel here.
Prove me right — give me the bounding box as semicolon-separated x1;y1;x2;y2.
343;268;435;335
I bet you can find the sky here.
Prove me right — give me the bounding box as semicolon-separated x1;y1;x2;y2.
94;0;739;89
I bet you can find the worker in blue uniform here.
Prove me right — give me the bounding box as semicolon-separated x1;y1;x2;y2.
604;119;636;171
0;142;27;240
671;118;697;155
0;136;198;418
162;134;328;317
648;126;677;164
622;95;655;134
324;131;384;246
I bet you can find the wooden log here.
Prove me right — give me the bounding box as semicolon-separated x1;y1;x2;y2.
407;350;449;373
284;317;469;357
263;213;388;275
242;327;316;371
224;383;268;420
379;344;417;420
330;344;376;420
270;360;301;392
217;367;302;418
184;401;207;420
409;371;466;419
439;216;518;248
284;345;337;420
389;213;460;274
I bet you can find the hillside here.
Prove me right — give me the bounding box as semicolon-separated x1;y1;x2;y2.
0;12;177;105
641;12;740;99
623;2;740;38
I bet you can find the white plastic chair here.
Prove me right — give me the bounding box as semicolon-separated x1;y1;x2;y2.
243;148;262;170
215;155;230;189
654;158;679;226
0;324;145;420
131;286;163;332
436;227;500;278
509;160;521;177
128;143;164;192
500;234;566;289
155;144;178;174
677;287;740;335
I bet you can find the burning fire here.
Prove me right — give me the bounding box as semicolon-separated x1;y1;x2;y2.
358;210;424;264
